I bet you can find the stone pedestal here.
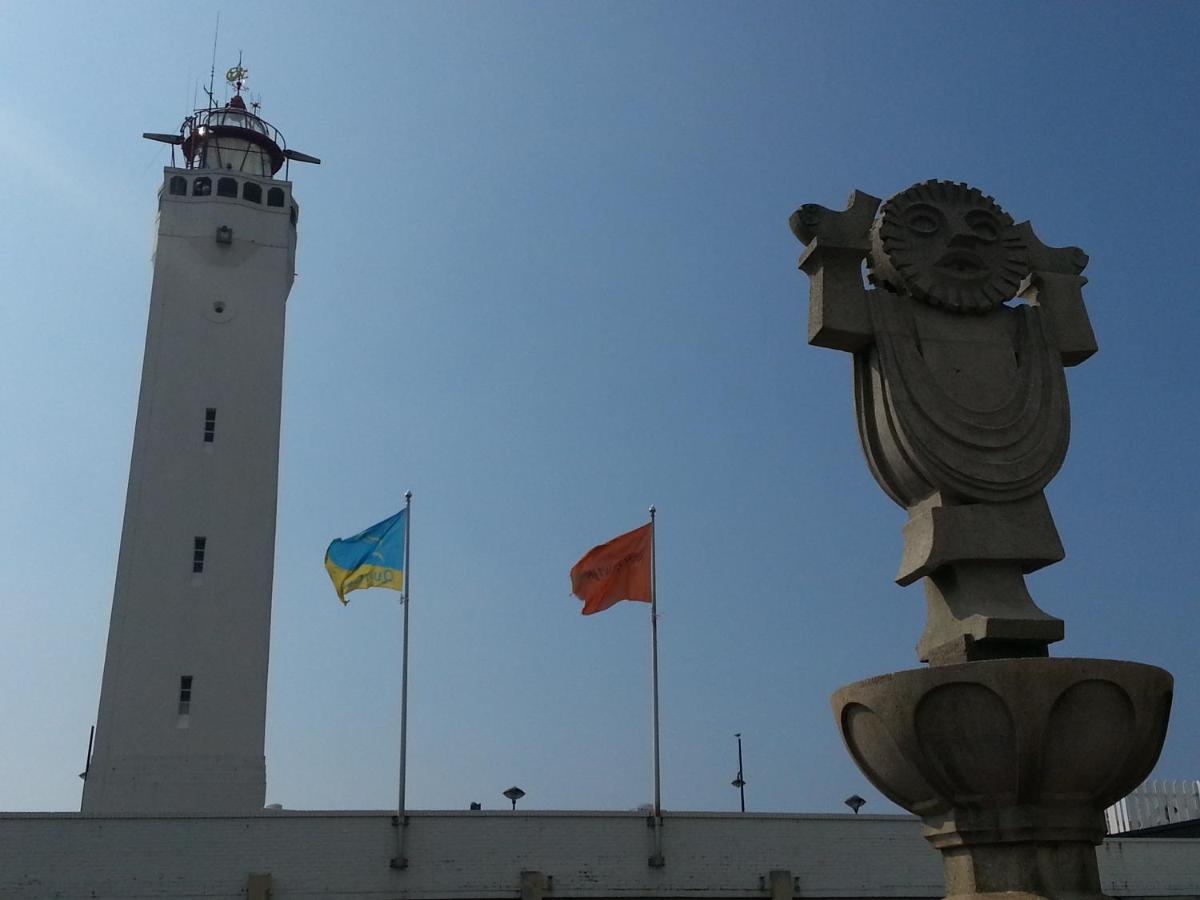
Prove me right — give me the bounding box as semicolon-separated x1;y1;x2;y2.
832;659;1173;900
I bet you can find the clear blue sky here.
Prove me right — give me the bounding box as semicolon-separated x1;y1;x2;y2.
2;2;1197;814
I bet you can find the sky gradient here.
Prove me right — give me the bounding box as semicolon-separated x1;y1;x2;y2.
2;2;1197;815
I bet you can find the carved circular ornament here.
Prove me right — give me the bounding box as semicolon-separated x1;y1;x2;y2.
869;180;1030;313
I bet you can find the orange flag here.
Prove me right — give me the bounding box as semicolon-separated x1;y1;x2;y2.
570;523;653;615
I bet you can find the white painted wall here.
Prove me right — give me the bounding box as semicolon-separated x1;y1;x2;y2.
82;166;297;814
1;811;1195;900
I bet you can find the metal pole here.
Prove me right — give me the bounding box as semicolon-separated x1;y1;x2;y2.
393;491;413;870
649;506;664;867
736;733;745;813
79;725;94;811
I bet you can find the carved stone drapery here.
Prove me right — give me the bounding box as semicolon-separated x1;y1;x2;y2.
792;181;1095;664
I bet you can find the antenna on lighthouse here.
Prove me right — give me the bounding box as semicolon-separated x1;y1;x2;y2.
205;13;220;108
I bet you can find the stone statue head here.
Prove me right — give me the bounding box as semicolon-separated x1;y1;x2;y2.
868;180;1030;313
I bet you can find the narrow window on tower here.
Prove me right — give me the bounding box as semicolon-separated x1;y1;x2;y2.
177;675;193;728
217;177;238;198
169;175;187;196
243;182;262;204
267;187;285;207
192;536;207;574
193;177;212;196
203;407;217;443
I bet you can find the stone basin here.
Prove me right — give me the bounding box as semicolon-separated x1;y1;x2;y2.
833;658;1172;900
835;657;1171;849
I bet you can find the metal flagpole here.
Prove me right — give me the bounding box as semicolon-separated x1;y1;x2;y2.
648;505;665;867
392;490;413;870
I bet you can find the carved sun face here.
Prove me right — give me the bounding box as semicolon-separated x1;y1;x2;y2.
869;180;1030;313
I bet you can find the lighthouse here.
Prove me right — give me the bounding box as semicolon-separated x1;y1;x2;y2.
82;66;318;814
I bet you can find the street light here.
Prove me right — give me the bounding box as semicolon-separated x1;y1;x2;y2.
503;786;526;810
731;733;746;812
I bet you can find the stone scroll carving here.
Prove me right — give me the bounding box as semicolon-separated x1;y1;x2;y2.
791;181;1097;664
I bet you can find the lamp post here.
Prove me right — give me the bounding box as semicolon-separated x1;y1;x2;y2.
731;733;746;812
503;786;525;811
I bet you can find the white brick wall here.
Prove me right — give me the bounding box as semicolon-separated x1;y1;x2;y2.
0;810;1195;900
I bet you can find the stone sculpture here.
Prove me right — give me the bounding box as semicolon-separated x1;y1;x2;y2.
792;180;1172;900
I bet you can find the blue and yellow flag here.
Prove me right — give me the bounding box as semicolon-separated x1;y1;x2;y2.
325;509;407;604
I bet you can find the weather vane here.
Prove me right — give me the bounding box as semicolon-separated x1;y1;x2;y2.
226;55;248;95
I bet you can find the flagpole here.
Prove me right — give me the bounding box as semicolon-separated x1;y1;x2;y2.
392;490;413;870
648;504;665;868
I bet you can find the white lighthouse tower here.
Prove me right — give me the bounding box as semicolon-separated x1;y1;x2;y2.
82;66;318;814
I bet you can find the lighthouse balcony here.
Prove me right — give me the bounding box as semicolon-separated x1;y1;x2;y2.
143;95;319;180
180;103;287;176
